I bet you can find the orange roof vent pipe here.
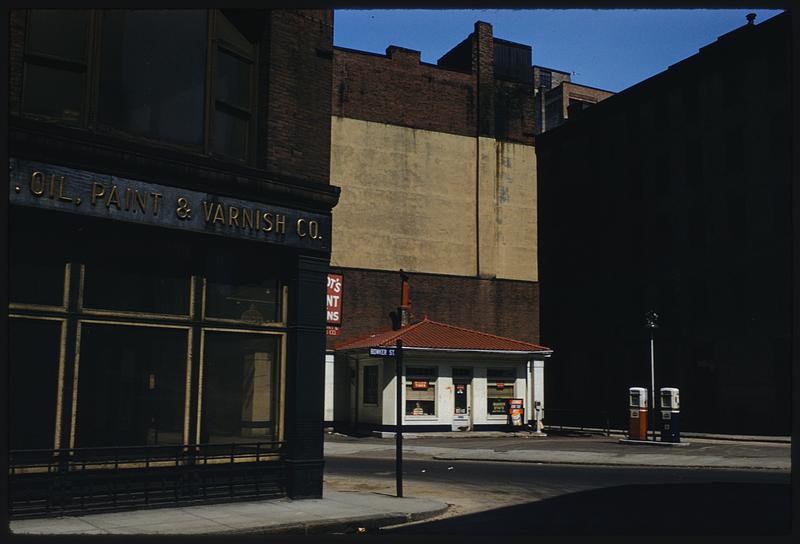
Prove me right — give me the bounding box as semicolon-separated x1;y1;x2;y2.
399;269;411;328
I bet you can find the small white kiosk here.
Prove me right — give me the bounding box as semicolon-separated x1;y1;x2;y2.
333;318;552;435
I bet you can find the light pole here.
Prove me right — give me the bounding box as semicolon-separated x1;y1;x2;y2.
644;310;658;441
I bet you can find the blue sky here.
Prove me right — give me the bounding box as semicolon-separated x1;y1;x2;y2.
333;9;785;92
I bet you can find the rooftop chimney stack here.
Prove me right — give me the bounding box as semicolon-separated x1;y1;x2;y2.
746;13;756;25
399;269;411;328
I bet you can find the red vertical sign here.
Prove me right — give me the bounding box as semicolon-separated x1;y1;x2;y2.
326;274;343;334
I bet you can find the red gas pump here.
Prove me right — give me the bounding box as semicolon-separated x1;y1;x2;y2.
628;387;648;440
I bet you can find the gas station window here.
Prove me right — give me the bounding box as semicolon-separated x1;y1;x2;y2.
406;367;437;416
487;368;515;415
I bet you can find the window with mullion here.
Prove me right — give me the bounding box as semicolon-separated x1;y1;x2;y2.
22;9;91;124
211;42;254;161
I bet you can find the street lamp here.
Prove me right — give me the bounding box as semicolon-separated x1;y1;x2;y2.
644;310;659;441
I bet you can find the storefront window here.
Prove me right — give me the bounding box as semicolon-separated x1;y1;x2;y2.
487;368;516;415
10;259;68;308
82;261;191;316
75;323;188;448
200;331;280;443
204;252;282;324
406;367;437;416
9;318;63;450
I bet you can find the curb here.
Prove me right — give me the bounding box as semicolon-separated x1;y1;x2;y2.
429;454;790;471
225;504;451;535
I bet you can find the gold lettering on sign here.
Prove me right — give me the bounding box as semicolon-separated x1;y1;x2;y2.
134;190;147;214
296;218;307;238
228;206;240;227
57;176;73;203
151;192;162;216
275;214;286;234
91;182;105;205
242;208;254;230
212;203;225;225
202;201;215;223
176;197;192;220
105;185;121;210
48;174;57;199
262;212;273;232
309;220;320;239
30;171;46;196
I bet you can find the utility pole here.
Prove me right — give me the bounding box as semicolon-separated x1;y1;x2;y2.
645;310;659;441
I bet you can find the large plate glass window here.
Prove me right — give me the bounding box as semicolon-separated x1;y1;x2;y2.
74;323;189;449
406;367;437;416
200;331;281;444
204;252;281;324
487;368;516;415
9;318;64;452
82;261;192;316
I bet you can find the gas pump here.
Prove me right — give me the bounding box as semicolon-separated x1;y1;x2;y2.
628;387;648;440
659;387;681;443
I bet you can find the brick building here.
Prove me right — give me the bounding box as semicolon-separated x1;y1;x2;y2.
532;65;615;134
536;13;791;435
8;9;338;515
325;21;600;432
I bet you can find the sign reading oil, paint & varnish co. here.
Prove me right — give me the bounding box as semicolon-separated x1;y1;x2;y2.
9;158;330;251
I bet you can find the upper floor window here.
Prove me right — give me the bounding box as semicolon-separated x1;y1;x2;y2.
20;9;257;163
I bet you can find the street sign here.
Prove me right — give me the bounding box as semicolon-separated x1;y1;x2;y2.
369;347;396;357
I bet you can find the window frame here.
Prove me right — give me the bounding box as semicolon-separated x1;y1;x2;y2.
19;9;259;165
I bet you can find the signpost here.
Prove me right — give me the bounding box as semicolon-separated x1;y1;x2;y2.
368;343;403;498
395;340;403;498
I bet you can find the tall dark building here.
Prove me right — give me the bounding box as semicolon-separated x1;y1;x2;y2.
536;12;791;435
7;9;338;516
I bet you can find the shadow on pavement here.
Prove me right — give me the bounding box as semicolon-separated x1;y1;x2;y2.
382;482;791;535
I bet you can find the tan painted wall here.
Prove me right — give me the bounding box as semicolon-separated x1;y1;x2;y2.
330;116;538;282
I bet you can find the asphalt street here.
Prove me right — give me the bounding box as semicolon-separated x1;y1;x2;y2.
323;434;791;535
325;457;790;535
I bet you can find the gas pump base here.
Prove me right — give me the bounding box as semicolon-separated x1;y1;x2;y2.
618;438;691;447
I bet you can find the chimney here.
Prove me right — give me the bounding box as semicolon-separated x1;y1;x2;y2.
399;269;411;328
746;13;756;25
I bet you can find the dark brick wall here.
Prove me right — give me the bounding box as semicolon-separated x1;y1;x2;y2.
536;13;791;435
332;46;476;137
326;268;541;351
332;21;535;145
9;10;26;115
264;10;333;184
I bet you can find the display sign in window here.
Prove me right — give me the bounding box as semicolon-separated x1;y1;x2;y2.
487;368;516;416
406;368;437;416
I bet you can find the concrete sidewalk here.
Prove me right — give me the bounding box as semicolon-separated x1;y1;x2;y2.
9;490;448;536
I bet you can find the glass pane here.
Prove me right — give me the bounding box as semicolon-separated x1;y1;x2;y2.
212;109;248;160
204;255;280;323
23;63;83;122
10;259;66;307
216;48;251;110
200;332;279;444
83;261;191;315
28;9;88;61
406;383;436;416
9;318;62;450
76;324;188;448
99;10;207;146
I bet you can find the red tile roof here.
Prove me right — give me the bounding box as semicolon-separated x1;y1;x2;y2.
335;317;552;354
